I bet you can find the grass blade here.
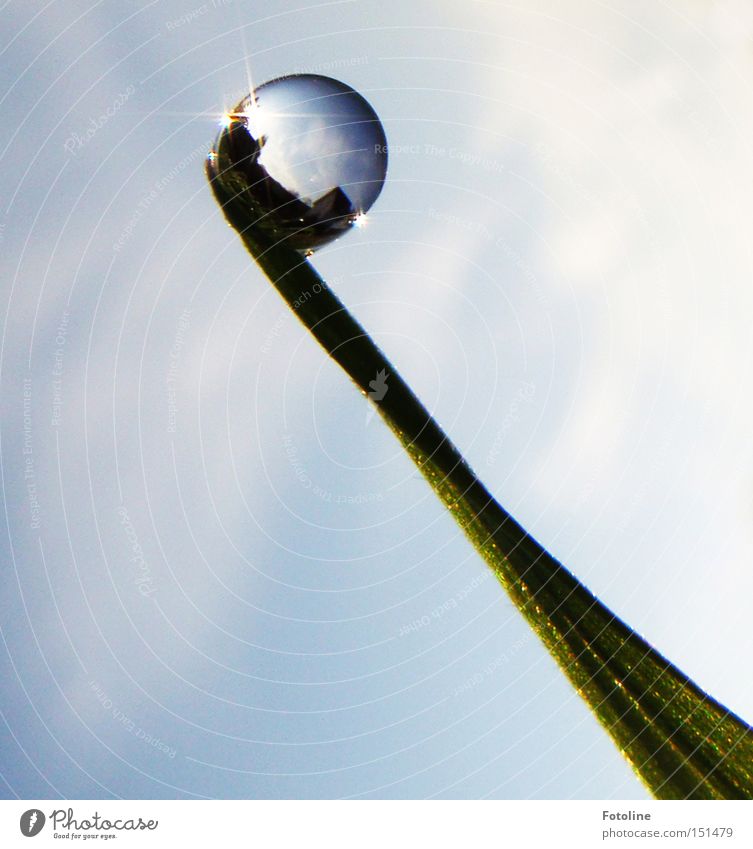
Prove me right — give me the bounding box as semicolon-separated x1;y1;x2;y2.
206;153;753;799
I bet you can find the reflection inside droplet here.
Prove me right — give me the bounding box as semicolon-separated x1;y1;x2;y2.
207;74;388;251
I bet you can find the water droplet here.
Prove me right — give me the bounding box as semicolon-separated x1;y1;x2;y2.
207;74;388;252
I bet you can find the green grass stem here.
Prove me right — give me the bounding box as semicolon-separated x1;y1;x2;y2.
207;143;753;799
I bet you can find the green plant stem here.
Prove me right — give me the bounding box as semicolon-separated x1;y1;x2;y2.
208;165;753;799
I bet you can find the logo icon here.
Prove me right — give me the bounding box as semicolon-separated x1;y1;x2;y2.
20;809;45;837
366;369;389;425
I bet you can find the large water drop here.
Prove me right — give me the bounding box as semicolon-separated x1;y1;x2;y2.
207;74;388;252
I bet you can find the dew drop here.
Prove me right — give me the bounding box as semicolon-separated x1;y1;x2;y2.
207;74;388;252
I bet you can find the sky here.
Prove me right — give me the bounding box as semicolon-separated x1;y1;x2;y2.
2;0;753;800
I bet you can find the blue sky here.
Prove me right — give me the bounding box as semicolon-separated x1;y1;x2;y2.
2;0;753;799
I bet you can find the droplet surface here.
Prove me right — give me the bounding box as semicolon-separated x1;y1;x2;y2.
207;74;388;252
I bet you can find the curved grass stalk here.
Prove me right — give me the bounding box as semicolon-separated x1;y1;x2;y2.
206;150;753;799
